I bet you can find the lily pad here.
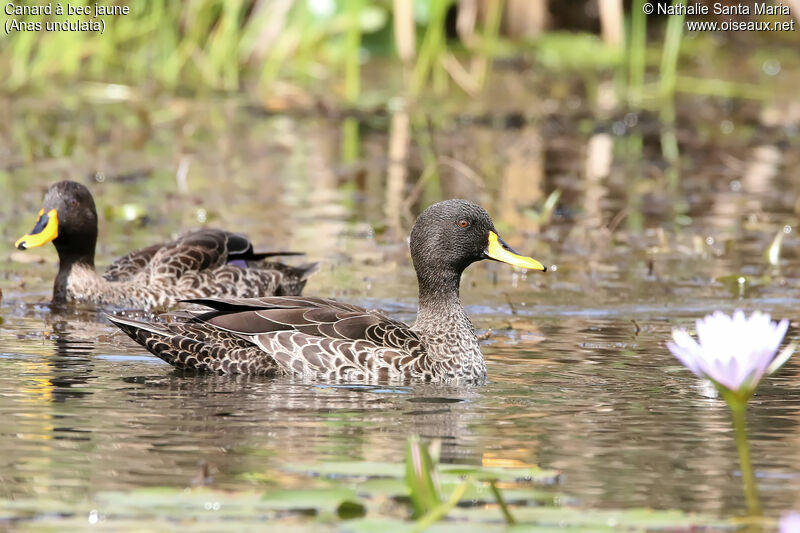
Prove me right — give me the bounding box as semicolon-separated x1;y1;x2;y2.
260;488;366;518
449;505;731;530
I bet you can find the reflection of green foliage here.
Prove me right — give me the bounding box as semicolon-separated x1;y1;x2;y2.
523;189;562;229
533;33;622;71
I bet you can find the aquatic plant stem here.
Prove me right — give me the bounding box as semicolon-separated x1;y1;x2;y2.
489;480;516;525
726;397;762;517
406;436;442;517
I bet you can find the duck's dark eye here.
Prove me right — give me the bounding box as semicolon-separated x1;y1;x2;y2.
70;199;78;207
457;219;470;228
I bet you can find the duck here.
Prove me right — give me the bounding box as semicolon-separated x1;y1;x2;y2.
14;180;316;310
106;199;547;382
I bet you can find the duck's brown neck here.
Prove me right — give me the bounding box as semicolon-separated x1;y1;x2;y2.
413;267;486;380
415;267;461;313
53;250;95;304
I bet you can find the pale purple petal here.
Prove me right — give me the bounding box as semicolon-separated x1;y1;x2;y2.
668;328;705;375
779;512;800;533
667;341;703;378
767;343;796;376
672;328;700;350
771;319;790;353
708;355;743;391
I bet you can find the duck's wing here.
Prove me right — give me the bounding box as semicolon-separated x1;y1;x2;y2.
107;296;426;379
109;229;302;282
102;231;314;306
103;229;232;282
103;243;162;281
186;296;420;348
148;229;236;279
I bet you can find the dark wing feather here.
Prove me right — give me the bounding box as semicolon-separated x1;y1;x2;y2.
183;295;367;313
145;229;274;284
224;232;253;256
193;297;422;350
223;231;304;260
103;230;232;283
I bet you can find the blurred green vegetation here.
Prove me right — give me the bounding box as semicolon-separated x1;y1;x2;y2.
2;0;790;109
2;0;623;103
1;0;462;97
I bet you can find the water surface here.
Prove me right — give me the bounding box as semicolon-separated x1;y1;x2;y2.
2;96;800;526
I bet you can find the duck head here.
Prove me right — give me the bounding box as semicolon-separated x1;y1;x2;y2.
15;180;98;265
409;199;545;300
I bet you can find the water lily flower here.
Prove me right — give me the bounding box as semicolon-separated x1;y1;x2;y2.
667;310;794;398
780;512;800;533
667;310;795;518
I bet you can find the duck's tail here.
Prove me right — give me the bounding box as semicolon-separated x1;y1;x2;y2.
267;261;319;296
105;313;275;375
106;314;171;337
105;314;183;367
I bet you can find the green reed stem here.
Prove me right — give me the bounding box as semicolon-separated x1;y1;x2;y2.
658;0;685;188
475;0;504;90
658;0;685;103
341;0;362;162
410;0;451;97
344;0;362;104
627;0;647;108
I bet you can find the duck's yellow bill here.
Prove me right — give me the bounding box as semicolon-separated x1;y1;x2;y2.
485;231;546;271
15;208;59;250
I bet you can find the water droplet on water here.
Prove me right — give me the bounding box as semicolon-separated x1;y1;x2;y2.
730;180;741;192
783;225;792;234
705;237;715;246
762;59;781;76
196;208;207;223
720;120;734;134
88;510;99;524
